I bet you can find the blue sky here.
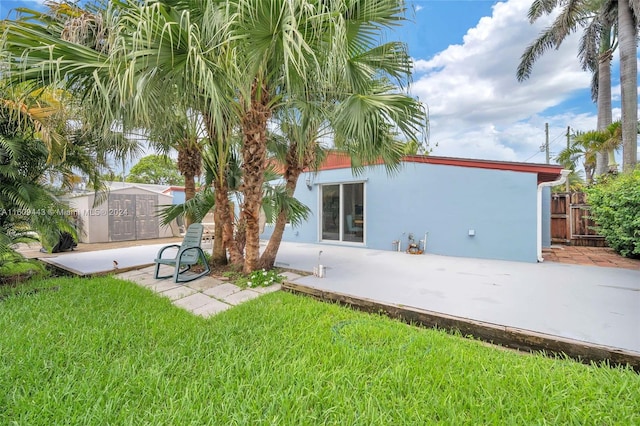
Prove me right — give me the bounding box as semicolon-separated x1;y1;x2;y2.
396;0;619;163
398;0;620;162
3;0;623;164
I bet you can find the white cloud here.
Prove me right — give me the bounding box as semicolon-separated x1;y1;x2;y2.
611;84;621;102
410;0;597;163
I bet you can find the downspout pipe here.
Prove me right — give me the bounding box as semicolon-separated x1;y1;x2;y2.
537;169;571;262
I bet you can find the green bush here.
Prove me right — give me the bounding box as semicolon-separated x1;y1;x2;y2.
585;169;640;258
0;251;48;288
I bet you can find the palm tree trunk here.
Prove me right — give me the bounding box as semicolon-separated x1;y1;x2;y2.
183;173;196;228
178;141;202;228
215;178;244;266
260;140;316;269
595;41;613;175
618;0;638;172
259;169;301;269
240;82;271;273
202;114;231;267
210;180;229;266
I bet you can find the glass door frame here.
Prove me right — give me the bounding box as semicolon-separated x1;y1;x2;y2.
319;181;366;244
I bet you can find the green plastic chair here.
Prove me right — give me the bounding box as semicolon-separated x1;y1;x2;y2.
153;223;211;283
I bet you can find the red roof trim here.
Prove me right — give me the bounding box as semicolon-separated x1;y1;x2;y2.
315;152;564;184
162;186;185;193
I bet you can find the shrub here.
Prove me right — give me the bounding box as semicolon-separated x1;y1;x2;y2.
0;251;49;286
585;169;640;258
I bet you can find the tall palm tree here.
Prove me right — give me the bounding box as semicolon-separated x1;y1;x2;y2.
3;0;234;248
518;0;638;172
3;0;243;264
517;0;616;174
583;11;615;174
258;84;426;269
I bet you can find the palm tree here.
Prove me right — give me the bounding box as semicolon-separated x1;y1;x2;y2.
3;0;241;264
0;82;69;165
146;105;208;226
517;0;616;174
258;82;425;269
204;122;243;267
518;0;638;172
1;2;139;190
158;140;311;266
258;105;326;269
556;122;622;183
600;120;622;171
2;0;426;273
557;130;604;183
0;104;78;253
225;0;427;272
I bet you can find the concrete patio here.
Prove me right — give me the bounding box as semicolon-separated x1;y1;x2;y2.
22;238;640;366
271;242;639;355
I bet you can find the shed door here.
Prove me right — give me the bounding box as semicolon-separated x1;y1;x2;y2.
135;194;159;240
108;194;159;241
109;194;135;241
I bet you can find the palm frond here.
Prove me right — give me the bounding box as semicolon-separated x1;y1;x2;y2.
528;0;562;22
517;28;559;81
262;183;310;227
157;187;217;226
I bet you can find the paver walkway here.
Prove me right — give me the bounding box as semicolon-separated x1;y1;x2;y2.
116;265;304;317
543;245;640;270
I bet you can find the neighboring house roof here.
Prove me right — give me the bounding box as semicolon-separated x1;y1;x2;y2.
315;152;564;184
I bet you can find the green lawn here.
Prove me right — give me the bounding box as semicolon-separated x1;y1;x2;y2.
1;277;638;425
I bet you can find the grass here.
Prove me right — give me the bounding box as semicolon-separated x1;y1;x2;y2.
1;276;639;424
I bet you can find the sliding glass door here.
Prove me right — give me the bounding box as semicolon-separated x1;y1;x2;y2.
321;182;364;243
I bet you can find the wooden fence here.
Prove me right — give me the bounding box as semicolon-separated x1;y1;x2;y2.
550;192;607;247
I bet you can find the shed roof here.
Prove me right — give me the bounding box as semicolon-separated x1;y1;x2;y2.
67;182;176;199
105;181;185;194
316;152;564;185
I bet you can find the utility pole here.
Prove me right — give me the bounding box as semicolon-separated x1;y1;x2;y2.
565;126;571;193
545;122;550;164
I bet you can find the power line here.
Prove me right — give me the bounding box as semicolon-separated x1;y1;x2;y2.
548;131;567;148
522;150;544;162
521;128;569;163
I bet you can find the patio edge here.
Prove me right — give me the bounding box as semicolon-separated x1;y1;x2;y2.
40;258;155;277
282;281;640;371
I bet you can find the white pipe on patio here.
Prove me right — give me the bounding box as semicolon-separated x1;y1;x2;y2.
537;170;571;262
